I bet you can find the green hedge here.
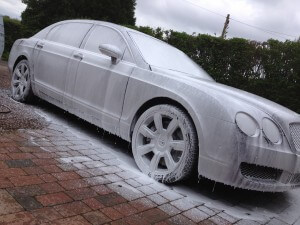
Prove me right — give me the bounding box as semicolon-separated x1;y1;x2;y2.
1;16;23;61
132;27;300;114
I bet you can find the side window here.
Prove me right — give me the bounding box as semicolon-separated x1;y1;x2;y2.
47;23;92;48
84;26;132;62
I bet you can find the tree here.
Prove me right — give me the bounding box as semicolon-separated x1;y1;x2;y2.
21;0;136;36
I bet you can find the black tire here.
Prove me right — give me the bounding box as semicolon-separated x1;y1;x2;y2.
132;104;198;183
11;59;34;103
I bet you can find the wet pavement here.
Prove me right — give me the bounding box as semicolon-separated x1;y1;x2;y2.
1;61;300;224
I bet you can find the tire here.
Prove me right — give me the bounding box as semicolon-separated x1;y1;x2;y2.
11;59;34;103
132;104;198;183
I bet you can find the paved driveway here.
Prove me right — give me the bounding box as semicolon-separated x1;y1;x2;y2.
1;61;300;225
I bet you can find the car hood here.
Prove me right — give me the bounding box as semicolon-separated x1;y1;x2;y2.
151;66;300;126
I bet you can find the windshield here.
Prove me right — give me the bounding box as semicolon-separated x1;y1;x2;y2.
129;31;213;80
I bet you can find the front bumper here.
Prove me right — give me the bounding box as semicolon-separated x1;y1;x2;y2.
198;119;300;192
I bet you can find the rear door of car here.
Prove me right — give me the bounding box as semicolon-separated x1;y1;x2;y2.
33;22;93;108
67;25;136;135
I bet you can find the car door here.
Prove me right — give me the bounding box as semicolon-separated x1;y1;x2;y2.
33;22;93;108
68;25;136;135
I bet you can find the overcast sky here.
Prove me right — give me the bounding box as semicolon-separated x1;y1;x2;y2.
1;0;299;41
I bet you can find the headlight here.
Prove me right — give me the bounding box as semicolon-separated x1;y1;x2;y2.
236;112;259;137
262;118;282;144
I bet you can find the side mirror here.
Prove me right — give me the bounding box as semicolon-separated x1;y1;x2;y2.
99;44;123;64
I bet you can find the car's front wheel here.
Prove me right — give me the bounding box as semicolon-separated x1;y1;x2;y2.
132;104;198;183
11;59;34;102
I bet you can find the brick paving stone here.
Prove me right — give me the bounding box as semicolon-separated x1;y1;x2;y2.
41;165;62;173
84;176;110;186
58;163;79;171
197;205;216;217
117;171;140;180
125;179;142;188
5;159;36;168
83;210;111;225
101;165;122;174
235;219;260;225
0;161;9;169
129;197;157;212
0;178;13;188
40;182;64;193
104;174;123;182
137;185;157;195
218;212;239;223
0;190;23;215
183;208;209;223
138;208;169;224
7;185;46;197
54;201;91;217
87;168;105;176
52;171;81;181
168;214;197;225
113;203;138;216
102;207;124;220
32;207;63;223
122;214;149;225
0;153;10;160
73;163;88;170
159;190;184;201
209;215;232;225
14;196;43;210
83;160;106;168
83;198;105;210
147;183;168;192
9;153;36;160
107;182;144;201
76;170;94;178
23;166;45;175
103;159;121;166
32;158;58;166
54;215;91;225
39;173;57;183
134;177;153;186
9;175;44;187
98;153;116;160
158;203;181;216
92;185;114;195
59;178;89;190
147;194;169;205
95;193;127;207
36;192;72;206
59;156;92;164
170;197;199;211
66;187;98;200
0;211;37;225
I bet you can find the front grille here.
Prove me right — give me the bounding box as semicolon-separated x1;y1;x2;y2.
240;163;283;182
290;123;300;151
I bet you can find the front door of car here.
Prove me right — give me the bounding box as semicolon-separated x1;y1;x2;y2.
33;22;93;108
68;25;135;135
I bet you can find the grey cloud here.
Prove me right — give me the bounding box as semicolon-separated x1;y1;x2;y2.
136;0;300;41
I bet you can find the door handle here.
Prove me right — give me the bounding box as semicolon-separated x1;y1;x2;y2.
37;43;45;49
73;53;84;60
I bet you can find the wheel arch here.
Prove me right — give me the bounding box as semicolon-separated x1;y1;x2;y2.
13;55;28;71
129;97;199;143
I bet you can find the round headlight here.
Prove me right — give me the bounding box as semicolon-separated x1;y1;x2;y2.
262;118;282;144
236;113;259;137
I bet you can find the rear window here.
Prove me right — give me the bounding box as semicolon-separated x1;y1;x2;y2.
47;22;92;48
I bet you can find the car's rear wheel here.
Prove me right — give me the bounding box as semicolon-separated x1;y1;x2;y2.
132;104;198;183
11;59;34;102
